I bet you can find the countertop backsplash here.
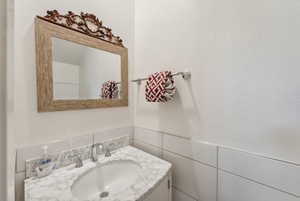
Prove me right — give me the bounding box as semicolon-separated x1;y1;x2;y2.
15;127;134;201
25;135;131;178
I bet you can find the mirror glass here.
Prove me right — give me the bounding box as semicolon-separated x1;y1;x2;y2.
52;37;121;100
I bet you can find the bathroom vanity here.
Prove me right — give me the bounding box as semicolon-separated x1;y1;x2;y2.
24;146;172;201
28;11;172;201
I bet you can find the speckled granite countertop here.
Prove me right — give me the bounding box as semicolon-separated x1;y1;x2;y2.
25;146;172;201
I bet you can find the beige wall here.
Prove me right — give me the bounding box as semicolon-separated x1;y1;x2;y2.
134;0;300;164
11;0;134;147
0;0;6;199
6;0;300;200
7;0;134;199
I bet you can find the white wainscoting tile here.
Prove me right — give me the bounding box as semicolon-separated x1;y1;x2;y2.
70;134;93;148
218;171;299;201
15;172;25;201
163;150;217;201
134;127;162;147
173;188;197;201
219;147;300;196
16;140;70;173
163;135;217;167
106;126;134;139
93;127;134;143
133;140;162;158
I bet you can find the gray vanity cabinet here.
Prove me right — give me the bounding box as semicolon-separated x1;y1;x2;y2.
144;174;172;201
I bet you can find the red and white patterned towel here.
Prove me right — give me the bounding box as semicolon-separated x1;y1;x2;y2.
101;81;119;99
145;71;176;102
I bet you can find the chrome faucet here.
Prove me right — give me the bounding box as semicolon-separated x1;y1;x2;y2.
91;143;103;162
91;143;112;162
73;154;83;168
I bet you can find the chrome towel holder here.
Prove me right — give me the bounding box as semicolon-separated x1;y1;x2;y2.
132;70;191;85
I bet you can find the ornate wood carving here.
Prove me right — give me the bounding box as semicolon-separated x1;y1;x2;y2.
38;10;124;47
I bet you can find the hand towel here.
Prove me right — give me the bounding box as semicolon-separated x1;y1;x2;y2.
145;71;176;102
101;81;119;99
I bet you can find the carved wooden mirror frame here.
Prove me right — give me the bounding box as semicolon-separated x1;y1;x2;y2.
35;12;128;112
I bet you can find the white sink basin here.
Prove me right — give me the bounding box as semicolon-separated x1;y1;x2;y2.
71;160;142;200
25;146;172;201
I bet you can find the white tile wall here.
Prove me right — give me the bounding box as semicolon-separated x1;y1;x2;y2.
70;134;93;148
133;128;219;201
93;126;134;143
218;171;299;201
133;140;162;157
173;188;197;201
134;127;163;147
219;147;300;197
16;127;300;201
133;127;300;201
163;151;217;201
163;134;217;167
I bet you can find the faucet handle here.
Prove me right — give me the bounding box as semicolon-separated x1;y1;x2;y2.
72;154;83;168
93;143;104;154
98;143;104;153
105;149;112;157
104;143;114;157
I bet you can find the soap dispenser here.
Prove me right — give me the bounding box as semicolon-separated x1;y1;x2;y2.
35;145;55;178
41;145;51;164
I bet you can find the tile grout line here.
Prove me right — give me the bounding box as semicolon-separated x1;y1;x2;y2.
135;138;217;168
134;139;162;150
161;132;164;157
216;146;219;201
219;168;300;198
134;129;300;199
220;146;300;167
172;186;199;201
134;139;164;158
135;126;191;140
132;127;136;145
163;149;217;168
135;126;300;166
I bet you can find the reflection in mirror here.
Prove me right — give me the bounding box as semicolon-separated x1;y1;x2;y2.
52;37;121;100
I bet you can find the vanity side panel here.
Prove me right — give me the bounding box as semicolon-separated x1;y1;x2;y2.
143;176;171;201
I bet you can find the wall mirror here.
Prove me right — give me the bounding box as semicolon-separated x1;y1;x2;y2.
35;11;128;112
52;38;121;100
